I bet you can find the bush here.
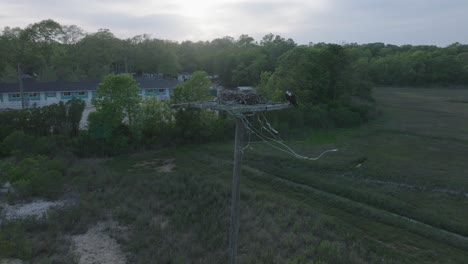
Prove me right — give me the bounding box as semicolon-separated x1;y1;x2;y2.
0;100;85;138
264;102;371;130
1;156;65;199
0;141;8;157
328;105;363;128
303;104;333;129
0;224;32;260
349;104;376;122
2;131;56;157
71;131;132;157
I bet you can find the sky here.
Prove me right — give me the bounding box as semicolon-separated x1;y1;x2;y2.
0;0;467;46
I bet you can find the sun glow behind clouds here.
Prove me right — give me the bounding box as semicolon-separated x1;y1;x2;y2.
166;0;330;40
2;0;465;45
96;0;331;39
0;0;330;41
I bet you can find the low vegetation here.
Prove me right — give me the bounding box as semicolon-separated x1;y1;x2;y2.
1;87;467;263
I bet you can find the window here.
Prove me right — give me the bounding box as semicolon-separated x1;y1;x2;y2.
29;93;38;98
46;92;56;97
8;93;21;101
158;89;165;93
63;92;71;96
146;89;154;93
78;91;86;96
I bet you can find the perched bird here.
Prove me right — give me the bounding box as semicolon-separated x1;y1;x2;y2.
285;91;298;107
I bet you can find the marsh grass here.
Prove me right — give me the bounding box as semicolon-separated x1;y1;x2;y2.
2;87;468;263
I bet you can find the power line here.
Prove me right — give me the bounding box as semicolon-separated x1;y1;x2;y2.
228;110;338;161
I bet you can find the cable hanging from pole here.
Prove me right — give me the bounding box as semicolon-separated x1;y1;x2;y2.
228;110;338;161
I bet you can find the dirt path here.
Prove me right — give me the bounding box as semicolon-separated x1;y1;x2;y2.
1;200;66;220
79;106;95;129
72;222;127;264
0;259;23;264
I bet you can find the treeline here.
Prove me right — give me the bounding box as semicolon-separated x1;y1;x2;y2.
360;42;468;86
1;19;467;87
0;19;295;87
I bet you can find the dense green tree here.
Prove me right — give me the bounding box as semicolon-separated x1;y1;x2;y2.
178;41;202;73
91;74;141;131
260;33;296;70
237;34;256;47
232;47;269;86
74;29;120;80
171;71;216;142
171;71;212;103
66;98;86;136
1;26;38;77
140;98;174;145
61;24;85;45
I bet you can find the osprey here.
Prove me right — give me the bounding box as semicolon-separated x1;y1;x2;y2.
285;91;298;107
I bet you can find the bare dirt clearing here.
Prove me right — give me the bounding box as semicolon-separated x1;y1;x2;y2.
72;221;127;264
133;158;175;172
1;200;66;221
0;259;23;264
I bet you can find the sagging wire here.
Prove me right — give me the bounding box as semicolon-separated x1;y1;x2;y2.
241;129;252;153
244;115;338;160
228;110;338;160
261;114;279;134
258;114;282;142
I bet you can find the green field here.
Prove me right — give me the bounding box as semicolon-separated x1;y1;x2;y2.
2;87;468;263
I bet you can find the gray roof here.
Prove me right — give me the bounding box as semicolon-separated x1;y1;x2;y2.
0;78;180;93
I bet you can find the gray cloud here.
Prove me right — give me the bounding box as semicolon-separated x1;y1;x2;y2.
76;12;196;40
0;0;467;45
287;0;468;45
0;0;196;40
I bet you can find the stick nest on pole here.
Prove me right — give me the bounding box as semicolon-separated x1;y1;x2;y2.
216;90;268;105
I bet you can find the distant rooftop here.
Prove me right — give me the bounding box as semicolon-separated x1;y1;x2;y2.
0;78;180;93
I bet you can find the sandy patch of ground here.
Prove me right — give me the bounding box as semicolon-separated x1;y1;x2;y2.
0;259;23;264
1;200;66;221
133;158;175;172
72;221;127;264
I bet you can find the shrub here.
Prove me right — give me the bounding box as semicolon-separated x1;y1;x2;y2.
2;131;55;157
328;105;363;128
303;104;333;129
0;223;33;260
0;100;85;138
2;155;65;199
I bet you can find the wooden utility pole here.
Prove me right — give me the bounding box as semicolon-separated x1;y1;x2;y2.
172;101;291;264
228;118;245;264
17;63;25;109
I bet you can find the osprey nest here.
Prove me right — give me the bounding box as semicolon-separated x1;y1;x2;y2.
216;90;268;105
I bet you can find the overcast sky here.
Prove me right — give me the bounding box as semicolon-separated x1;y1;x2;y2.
1;0;467;46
